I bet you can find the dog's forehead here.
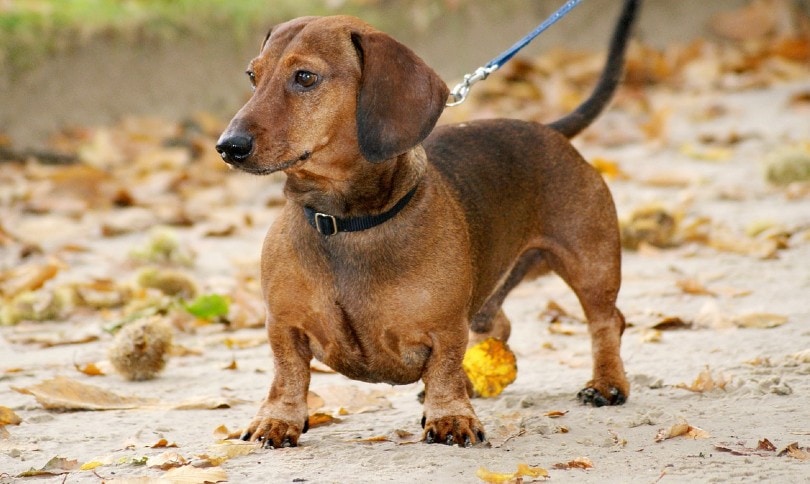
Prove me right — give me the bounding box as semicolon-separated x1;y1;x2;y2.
261;15;375;60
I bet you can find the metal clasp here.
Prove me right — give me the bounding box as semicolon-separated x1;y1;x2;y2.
446;65;497;107
314;213;338;236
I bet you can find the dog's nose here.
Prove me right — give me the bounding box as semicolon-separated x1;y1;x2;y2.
215;134;253;163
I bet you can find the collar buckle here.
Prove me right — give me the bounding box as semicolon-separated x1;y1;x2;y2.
314;212;338;236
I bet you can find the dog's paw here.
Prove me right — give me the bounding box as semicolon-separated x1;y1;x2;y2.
421;415;486;447
240;417;308;449
577;385;627;407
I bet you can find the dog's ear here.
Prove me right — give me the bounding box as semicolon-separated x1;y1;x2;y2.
351;31;449;163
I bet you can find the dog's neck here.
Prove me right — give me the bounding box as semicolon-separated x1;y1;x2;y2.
283;146;427;218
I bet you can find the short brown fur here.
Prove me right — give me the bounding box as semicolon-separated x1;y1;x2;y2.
217;3;638;449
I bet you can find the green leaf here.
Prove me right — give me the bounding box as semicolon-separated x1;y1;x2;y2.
183;294;230;319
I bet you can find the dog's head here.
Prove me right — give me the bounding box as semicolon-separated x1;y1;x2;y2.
215;15;449;175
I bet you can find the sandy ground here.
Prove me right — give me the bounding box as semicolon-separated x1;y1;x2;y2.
2;41;810;484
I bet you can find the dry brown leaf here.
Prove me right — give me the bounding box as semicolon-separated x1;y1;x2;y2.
778;442;810;460
350;429;420;445
0;259;63;298
676;278;717;297
655;421;710;442
0;406;22;426
162;465;228;483
151;438;179;449
222;358;238;371
733;313;788;329
715;440;777;457
74;362;105;376
197;441;260;467
553;457;593;470
676;367;730;393
307;412;341;429
148;450;187;470
12;376;157;410
476;463;549;483
651;317;693;331
16;456;80;477
544;410;568;419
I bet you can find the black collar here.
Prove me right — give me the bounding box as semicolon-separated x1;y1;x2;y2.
303;184;419;236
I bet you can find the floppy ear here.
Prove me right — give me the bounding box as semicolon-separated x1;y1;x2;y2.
351;31;449;163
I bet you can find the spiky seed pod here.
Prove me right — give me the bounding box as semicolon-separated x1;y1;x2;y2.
108;316;172;381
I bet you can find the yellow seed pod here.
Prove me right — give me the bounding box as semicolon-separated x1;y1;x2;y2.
462;338;517;398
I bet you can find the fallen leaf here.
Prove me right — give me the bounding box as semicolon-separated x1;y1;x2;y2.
74;361;105;376
12;376;157;410
148;451;187;470
162;465;227;483
715;441;776;457
758;438;777;452
676;278;716;296
307;412;340;428
196;441;259;467
151;438;179;448
733;313;788;329
223;335;266;350
778;442;810;461
79;460;104;471
17;456;79;477
544;410;568;419
183;294;230;320
655;420;710;442
553;456;593;470
350;429;420;445
621;204;679;250
651;317;693;331
641;329;663;343
476;463;549;483
680;143;732;162
676;367;730;393
486;412;525;448
590;157;627;180
0;406;22;426
462;338;517;398
222;358;238;371
0;258;63;298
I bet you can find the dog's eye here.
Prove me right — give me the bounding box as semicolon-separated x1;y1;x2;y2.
294;71;319;90
246;70;256;90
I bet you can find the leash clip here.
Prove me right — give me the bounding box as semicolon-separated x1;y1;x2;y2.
446;65;497;107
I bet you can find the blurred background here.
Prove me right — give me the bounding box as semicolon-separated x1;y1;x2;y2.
2;0;806;150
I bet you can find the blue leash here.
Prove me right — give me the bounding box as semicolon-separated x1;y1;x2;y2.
446;0;583;106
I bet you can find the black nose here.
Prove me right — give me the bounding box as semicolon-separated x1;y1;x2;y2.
215;134;253;163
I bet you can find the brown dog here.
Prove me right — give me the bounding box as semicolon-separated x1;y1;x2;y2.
217;0;640;448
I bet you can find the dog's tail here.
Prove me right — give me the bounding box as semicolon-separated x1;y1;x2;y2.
548;0;641;138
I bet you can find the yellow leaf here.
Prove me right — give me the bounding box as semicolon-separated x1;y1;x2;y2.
462;338;517;398
307;412;340;429
0;406;22;426
79;461;103;471
590;157;627;180
74;362;105;376
476;463;548;483
655;420;710;442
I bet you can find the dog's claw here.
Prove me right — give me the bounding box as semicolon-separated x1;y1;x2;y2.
420;415;426;429
578;386;626;407
445;434;455;445
463;435;472;448
476;430;486;443
302;419;309;434
425;429;436;444
281;437;294;448
240;431;252;441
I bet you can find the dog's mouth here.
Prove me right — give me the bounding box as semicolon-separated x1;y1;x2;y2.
228;150;312;176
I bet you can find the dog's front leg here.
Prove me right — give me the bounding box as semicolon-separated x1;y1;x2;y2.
242;325;311;449
420;334;485;447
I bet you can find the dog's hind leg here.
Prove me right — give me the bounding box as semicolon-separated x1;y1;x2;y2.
469;249;546;345
541;239;628;406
